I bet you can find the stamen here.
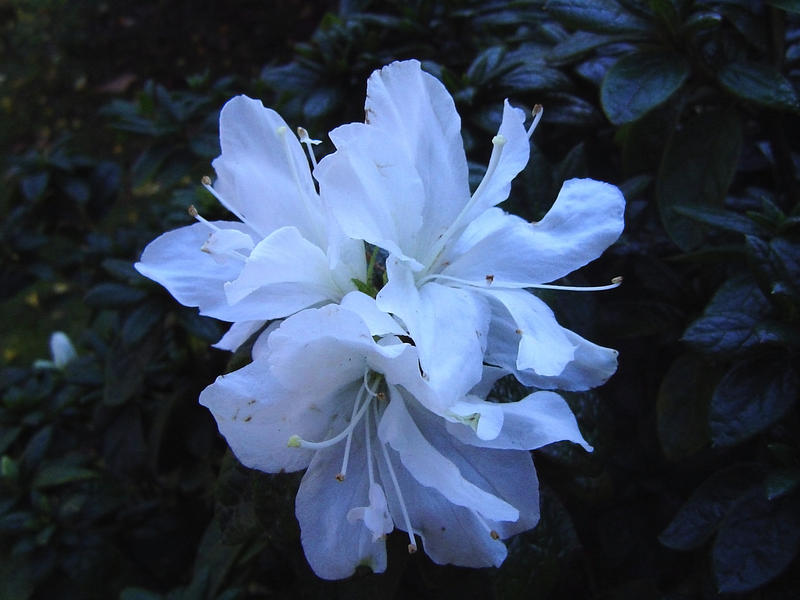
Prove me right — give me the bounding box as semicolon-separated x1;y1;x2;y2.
297;126;321;169
418;272;623;292
526;104;543;139
364;403;375;487
422;133;507;270
338;381;369;481
472;510;502;541
276;127;325;241
187;205;220;232
287;386;373;450
376;402;417;554
201;177;249;224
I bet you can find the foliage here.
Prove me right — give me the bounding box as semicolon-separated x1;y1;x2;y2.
1;0;799;598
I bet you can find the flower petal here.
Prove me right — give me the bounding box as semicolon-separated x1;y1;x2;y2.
198;361;357;473
377;388;518;523
462;99;530;223
212;320;265;352
224;226;342;308
135;221;259;321
363;60;471;254
485;305;618;391
211;95;325;245
377;257;490;400
482;288;575;377
340;291;406;337
317;122;426;268
296;423;388;579
446;390;592;452
442;178;625;285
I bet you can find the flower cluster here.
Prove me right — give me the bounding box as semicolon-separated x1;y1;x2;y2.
135;60;625;579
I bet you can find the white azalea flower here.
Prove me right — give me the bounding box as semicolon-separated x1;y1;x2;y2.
199;298;592;579
134;96;366;350
315;60;625;399
34;331;78;370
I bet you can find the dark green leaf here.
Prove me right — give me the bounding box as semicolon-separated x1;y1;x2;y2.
120;588;163;600
61;177;91;204
466;47;507;84
545;0;651;33
601;51;690;125
499;64;573;92
713;491;800;593
121;304;164;346
33;462;97;489
20;425;53;473
765;468;800;500
657;110;743;250
84;283;147;309
0;425;22;454
709;355;798;447
656;354;712;460
672;205;765;236
718;61;800;112
682;276;771;355
767;0;800;14
547;31;626;63
659;464;763;550
20;173;49;202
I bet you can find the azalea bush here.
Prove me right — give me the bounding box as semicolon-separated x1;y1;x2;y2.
1;1;799;599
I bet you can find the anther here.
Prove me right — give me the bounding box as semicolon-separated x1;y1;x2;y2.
515;329;523;335
485;274;494;284
188;205;199;218
201;175;212;186
527;104;544;139
490;530;500;540
408;543;418;554
612;276;623;285
335;473;345;482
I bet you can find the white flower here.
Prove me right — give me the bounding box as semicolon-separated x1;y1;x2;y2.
34;331;78;370
315;60;625;399
134;96;366;351
199;298;592;579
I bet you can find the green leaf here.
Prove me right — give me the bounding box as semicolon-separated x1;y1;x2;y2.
713;490;800;593
601;51;690;125
659;464;763;550
672;205;765;236
544;0;651;33
84;283;147;309
547;31;626;63
765;468;800;500
709;356;798;447
466;46;507;84
767;0;800;14
656;354;712;460
657;109;743;251
682;276;771;356
718;61;800;112
33;462;97;489
120;588;164;600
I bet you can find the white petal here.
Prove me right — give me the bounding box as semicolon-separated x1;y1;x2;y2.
212;95;326;245
485;306;618;391
212;320;265;352
446;396;505;441
317;122;425;268
446;390;592;452
377;389;518;523
340;291;406;337
482;289;575;377
377;257;490;399
363;61;471;252
346;482;394;542
296;424;387;579
443;178;625;286
224;226;340;307
406;399;540;540
198;362;358;473
462;100;530;223
200;228;254;261
135;221;264;321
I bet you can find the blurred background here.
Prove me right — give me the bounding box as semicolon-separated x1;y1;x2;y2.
1;1;799;598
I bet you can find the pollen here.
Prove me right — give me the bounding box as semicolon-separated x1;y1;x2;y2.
485;274;494;284
490;530;500;540
187;204;199;217
335;473;345;482
515;329;523;335
201;175;212;186
612;276;623;285
407;543;418;554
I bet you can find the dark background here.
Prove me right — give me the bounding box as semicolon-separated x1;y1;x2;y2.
1;1;799;598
